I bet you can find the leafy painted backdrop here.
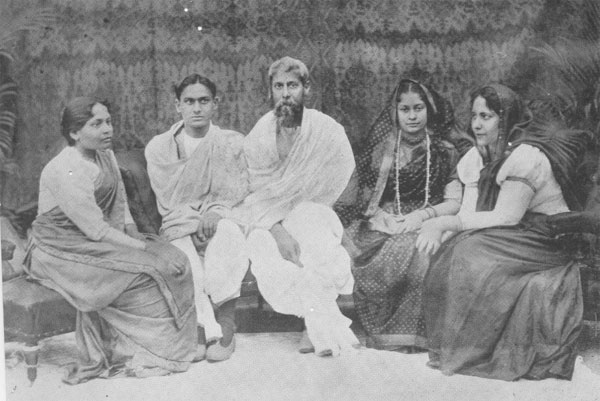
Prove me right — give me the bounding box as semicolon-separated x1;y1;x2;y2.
3;0;549;208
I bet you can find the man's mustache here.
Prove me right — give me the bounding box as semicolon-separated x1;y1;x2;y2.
276;100;297;108
275;99;302;116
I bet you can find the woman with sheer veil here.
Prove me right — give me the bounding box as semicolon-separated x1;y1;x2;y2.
418;84;590;380
338;79;463;353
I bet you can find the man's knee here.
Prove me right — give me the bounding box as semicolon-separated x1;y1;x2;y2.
290;201;328;218
247;228;272;248
215;219;244;238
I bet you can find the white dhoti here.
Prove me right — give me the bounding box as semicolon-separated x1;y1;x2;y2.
171;219;249;342
247;202;358;355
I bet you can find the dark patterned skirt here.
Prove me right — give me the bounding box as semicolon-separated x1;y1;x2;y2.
348;220;430;350
423;224;583;381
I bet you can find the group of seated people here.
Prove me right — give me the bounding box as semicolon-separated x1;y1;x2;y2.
22;55;592;385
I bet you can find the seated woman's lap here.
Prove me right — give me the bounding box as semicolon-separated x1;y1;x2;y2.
110;274;171;319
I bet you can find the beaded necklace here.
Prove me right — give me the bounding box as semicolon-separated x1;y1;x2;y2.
394;128;431;215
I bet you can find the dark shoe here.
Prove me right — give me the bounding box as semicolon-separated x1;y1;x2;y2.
197;326;207;345
316;349;333;357
215;298;236;348
192;344;206;362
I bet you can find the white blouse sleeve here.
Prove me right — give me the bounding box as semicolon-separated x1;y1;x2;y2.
456;147;483;214
457;144;544;230
495;144;550;193
457;147;483;187
443;179;463;203
43;157;113;241
42;151;144;249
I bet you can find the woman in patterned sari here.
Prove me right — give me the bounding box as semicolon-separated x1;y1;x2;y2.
338;79;464;353
418;84;590;380
24;97;200;384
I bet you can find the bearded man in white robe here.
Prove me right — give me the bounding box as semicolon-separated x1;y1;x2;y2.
145;74;248;362
230;57;359;356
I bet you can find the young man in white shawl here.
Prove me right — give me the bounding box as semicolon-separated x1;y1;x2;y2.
229;56;360;356
145;74;248;362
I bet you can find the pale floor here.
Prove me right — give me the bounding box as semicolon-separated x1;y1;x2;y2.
5;326;600;401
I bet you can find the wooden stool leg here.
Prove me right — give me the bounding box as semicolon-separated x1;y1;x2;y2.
23;341;39;385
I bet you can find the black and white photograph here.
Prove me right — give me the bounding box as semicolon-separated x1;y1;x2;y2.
1;0;600;400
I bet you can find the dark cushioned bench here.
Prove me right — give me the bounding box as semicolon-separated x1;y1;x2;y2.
7;146;597;385
3;276;77;384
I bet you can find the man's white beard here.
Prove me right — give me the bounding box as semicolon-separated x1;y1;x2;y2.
275;100;303;127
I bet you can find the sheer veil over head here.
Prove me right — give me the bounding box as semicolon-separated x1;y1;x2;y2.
473;84;592;211
335;78;457;224
467;83;528;165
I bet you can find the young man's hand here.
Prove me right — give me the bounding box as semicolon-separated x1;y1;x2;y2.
125;223;146;241
196;211;223;241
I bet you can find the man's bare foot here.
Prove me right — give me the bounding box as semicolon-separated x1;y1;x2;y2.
298;330;315;354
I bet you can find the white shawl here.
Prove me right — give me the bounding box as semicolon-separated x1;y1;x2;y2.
145;121;248;240
230;108;355;229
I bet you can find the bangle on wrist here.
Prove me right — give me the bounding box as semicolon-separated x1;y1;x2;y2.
426;208;433;219
420;207;434;221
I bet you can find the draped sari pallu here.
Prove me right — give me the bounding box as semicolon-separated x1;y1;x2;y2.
423;87;590;381
25;149;198;384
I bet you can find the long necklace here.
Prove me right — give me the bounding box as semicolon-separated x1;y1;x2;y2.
394;128;431;215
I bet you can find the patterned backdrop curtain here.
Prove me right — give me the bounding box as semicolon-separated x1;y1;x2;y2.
3;0;547;208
